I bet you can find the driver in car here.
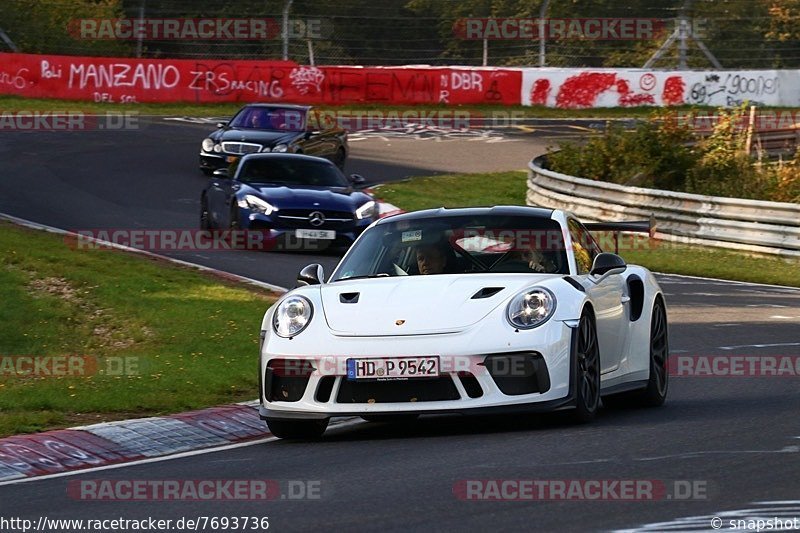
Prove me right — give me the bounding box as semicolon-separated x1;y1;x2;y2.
248;111;265;128
415;243;458;275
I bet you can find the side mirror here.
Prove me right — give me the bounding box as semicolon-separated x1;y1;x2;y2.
297;263;325;286
589;252;627;281
349;174;366;188
216;122;227;129
212;168;229;178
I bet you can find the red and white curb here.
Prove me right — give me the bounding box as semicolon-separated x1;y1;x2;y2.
0;209;410;483
0;402;267;483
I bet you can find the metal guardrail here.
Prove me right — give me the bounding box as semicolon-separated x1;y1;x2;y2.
693;125;800;158
527;155;800;258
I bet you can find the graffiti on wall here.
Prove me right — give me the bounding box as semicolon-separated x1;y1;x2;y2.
522;68;795;108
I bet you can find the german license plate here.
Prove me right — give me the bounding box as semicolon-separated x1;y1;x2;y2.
347;357;439;380
296;229;336;240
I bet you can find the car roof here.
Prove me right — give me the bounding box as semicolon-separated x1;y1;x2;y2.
239;153;334;165
375;206;556;225
240;103;311;111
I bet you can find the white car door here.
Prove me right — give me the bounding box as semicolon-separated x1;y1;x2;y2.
568;219;627;374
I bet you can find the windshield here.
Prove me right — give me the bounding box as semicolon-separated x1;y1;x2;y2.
331;215;569;281
229;107;306;131
237;158;349;187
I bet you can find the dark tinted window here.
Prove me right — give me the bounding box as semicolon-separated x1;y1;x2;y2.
229;107;305;131
331;215;569;281
237;158;348;187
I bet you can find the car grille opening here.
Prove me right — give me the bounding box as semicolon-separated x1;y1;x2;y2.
336;376;460;403
265;359;315;402
315;376;336;403
482;352;551;396
221;142;263;155
276;210;355;229
457;372;484;398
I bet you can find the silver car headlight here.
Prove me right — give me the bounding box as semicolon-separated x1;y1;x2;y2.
355;200;377;220
272;143;289;153
237;194;277;215
273;296;313;338
261;146;272;152
506;288;556;329
213;143;222;153
202;138;215;152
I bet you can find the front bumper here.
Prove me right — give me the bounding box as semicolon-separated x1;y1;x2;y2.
259;321;577;420
239;210;373;250
200;152;238;171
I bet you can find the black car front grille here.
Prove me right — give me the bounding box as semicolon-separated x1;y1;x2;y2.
264;359;314;402
276;209;354;229
336;376;460;403
482;352;551;396
221;142;263;155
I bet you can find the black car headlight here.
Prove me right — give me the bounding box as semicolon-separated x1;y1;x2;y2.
202;138;215;152
355;200;377;220
237;194;278;215
272;143;289;153
273;296;313;337
506;288;556;329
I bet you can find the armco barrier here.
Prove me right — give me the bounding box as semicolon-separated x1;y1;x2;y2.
527;155;800;257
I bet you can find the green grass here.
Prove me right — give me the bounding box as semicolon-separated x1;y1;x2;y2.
376;171;800;288
0;222;277;436
5;94;798;119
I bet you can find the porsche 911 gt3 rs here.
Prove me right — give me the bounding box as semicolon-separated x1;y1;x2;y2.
258;206;669;439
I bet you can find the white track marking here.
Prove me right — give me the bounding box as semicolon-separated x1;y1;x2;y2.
718;342;800;350
0;418;364;487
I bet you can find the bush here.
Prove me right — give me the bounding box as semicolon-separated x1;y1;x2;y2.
547;105;799;203
548;110;697;191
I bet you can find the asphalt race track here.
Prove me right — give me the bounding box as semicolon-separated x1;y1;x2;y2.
1;119;799;532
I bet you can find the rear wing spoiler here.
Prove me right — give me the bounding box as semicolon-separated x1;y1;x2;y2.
584;217;656;254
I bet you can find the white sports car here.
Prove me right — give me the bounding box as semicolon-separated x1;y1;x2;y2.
258;206;669;439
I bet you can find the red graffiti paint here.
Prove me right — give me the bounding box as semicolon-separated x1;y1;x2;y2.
662;76;685;106
529;78;551;105
555;72;617;108
619;93;655;106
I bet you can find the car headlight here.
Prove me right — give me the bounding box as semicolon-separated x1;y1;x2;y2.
355;200;377;220
506;288;556;329
272;143;289;153
261;146;272;153
202;138;215;152
213;143;222;153
237;194;278;215
273;295;313;337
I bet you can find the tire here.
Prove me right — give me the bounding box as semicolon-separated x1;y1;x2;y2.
603;297;669;408
229;204;240;230
570;309;600;423
361;414;419;423
641;297;669;406
333;148;346;171
265;418;329;440
200;197;211;230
